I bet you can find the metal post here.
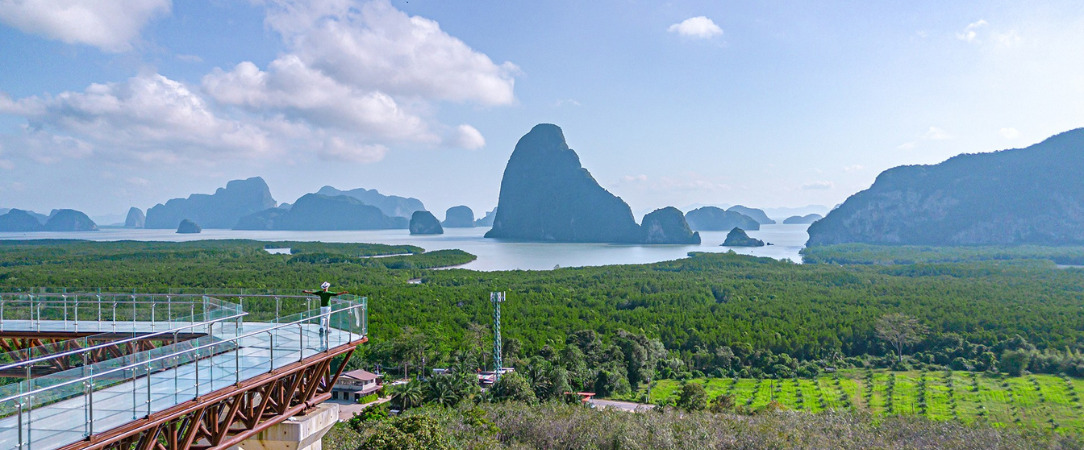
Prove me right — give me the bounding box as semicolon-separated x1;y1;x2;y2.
74;296;79;332
146;363;152;417
299;324;305;362
194;351;199;398
151;302;156;330
275;297;280;322
267;330;274;371
63;295;68;328
235;345;241;385
112;301;117;332
84;378;92;437
17;401;23;449
132;366;138;419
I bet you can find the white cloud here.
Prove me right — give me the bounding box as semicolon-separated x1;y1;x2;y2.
897;126;952;151
203;57;433;143
199;0;509;156
0;73;275;164
616;173;730;192
801;181;834;190
0;0;170;52
923;126;952;140
843;164;864;172
317;137;387;163
555;98;581;107
0;143;11;169
957;19;988;43
127;177;150;187
999;127;1020;139
668;16;723;39
176;54;203;63
265;0;517;105
450;125;485;150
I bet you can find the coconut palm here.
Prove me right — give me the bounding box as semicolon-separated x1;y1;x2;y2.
393;379;424;410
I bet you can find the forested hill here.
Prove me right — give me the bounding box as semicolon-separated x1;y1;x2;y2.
807;128;1084;246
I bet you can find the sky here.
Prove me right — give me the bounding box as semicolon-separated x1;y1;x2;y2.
1;0;1083;223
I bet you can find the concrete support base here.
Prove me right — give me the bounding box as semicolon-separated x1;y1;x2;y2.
227;403;340;450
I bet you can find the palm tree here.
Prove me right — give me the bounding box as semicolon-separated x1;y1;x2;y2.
393;379;424;410
425;375;460;406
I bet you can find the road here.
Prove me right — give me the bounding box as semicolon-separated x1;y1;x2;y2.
586;398;656;412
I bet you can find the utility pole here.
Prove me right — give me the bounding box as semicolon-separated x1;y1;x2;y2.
491;292;505;382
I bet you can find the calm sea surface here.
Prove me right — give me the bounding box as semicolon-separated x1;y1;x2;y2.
0;224;810;271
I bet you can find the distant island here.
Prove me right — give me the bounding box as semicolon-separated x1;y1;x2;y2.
722;227;765;247
146;177;276;230
443;206;475;228
808;128;1084;246
728;205;775;225
782;214;822;225
485;124;697;244
176;219;201;234
0;208;98;232
410;211;444;235
236;194;406;230
685;207;760;231
315;186;424;219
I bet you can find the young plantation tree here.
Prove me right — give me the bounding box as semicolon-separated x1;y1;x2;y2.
875;313;927;362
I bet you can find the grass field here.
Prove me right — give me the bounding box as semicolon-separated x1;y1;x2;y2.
636;370;1084;435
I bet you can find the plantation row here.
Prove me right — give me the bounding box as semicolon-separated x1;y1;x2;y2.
642;370;1084;434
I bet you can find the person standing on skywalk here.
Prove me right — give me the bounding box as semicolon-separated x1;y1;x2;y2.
303;282;347;347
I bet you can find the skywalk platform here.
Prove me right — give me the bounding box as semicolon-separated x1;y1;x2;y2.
0;293;366;450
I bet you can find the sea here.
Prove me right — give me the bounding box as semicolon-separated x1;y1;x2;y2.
0;224;810;271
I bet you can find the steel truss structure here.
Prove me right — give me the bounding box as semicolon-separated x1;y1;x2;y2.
0;331;205;377
62;340;362;450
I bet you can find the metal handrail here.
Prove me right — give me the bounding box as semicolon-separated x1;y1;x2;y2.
0;311;248;373
0;301;365;405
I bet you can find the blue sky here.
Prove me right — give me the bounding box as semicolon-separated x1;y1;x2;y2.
1;0;1083;222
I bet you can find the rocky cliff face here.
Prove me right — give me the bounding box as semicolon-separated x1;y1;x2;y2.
443;206;475;228
0;209;44;232
125;207;145;228
409;211;444;234
485;124;642;243
316;186;424;219
807;128;1084;246
685;207;761;231
641;207;700;244
44;209;98;231
235;194;406;230
146;177;276;229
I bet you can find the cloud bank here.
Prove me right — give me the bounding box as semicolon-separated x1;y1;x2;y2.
0;0;515;170
0;0;170;52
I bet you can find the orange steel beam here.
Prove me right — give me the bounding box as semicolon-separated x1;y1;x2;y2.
58;337;365;450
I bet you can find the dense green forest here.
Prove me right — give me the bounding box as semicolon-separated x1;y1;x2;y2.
325;401;1082;449
2;240;1084;384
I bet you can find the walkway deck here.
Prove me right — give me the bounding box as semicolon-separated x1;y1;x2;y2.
0;295;365;450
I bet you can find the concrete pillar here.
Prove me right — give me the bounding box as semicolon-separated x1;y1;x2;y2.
228;403;339;450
